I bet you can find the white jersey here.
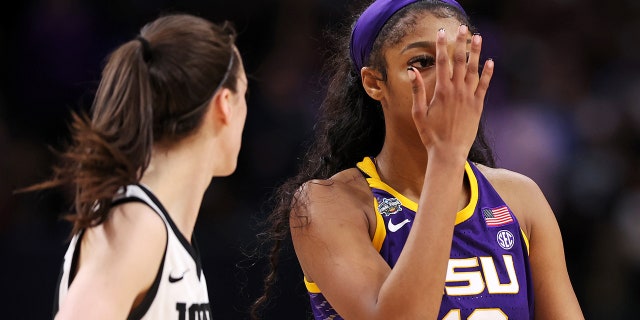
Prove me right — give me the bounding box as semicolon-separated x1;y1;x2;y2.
54;184;211;320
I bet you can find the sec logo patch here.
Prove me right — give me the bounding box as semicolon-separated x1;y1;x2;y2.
497;230;514;250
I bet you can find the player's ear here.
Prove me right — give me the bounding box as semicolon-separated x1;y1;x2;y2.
361;67;384;101
208;88;232;126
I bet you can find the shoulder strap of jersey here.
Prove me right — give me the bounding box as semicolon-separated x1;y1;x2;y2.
356;156;378;180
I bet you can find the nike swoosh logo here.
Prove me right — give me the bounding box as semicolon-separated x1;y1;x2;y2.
388;219;411;232
168;270;189;283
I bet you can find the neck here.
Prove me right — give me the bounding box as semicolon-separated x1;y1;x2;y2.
375;136;470;212
139;136;214;241
375;139;428;202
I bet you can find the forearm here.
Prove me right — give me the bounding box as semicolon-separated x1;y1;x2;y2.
376;153;467;319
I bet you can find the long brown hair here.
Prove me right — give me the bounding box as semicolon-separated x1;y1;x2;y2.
20;13;240;237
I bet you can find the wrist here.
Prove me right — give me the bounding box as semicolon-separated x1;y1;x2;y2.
427;148;468;168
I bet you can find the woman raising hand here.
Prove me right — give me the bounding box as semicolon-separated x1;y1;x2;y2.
253;1;584;319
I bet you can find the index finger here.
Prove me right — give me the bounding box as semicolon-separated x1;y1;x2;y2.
408;66;427;117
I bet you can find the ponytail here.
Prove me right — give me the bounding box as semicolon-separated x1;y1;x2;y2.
19;39;155;237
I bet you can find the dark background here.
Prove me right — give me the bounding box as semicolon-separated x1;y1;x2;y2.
1;0;639;319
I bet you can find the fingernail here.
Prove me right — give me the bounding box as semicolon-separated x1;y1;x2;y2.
473;34;481;44
438;28;445;38
407;67;416;81
459;24;468;33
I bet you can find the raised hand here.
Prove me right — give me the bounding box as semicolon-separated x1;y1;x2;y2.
408;24;494;160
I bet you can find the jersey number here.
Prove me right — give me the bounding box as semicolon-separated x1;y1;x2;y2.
442;308;508;320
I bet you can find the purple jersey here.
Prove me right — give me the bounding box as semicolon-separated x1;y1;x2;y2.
306;157;534;319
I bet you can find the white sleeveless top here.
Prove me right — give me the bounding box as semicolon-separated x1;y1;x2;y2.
54;184;211;319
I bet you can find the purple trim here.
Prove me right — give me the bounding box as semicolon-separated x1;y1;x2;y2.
349;0;467;74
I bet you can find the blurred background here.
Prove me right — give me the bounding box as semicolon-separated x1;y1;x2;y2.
1;0;638;319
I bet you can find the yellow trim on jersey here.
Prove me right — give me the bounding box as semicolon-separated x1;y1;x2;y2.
520;228;530;255
356;157;478;225
457;162;478;225
304;276;321;293
357;157;418;212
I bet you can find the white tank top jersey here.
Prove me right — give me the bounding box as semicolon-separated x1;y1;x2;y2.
53;184;211;320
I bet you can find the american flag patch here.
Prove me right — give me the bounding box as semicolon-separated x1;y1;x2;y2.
482;206;514;227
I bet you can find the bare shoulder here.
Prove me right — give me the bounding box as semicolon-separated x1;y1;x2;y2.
475;164;541;193
290;167;382;286
80;202;167;287
474;164;549;236
94;202;167;246
295;168;372;214
291;167;376;237
303;167;370;193
83;202;167;264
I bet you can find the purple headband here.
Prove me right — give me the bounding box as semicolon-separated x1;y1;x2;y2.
350;0;466;74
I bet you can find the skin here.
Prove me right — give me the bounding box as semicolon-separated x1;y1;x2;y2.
55;52;248;320
291;13;584;320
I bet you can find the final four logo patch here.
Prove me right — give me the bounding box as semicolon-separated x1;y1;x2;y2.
378;197;402;217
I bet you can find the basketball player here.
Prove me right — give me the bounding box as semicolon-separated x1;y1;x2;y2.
252;0;584;319
24;13;248;319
